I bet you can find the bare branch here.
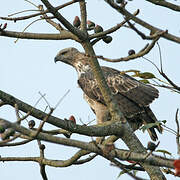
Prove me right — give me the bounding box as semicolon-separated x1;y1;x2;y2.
175;109;180;155
73;154;97;165
79;1;87;32
104;0;180;44
89;32;163;63
89;9;139;40
33;108;54;138
0;30;80;41
146;0;180;12
0;119;175;170
156;43;180;91
0;90;125;137
0;139;32;147
0;0;78;22
40;0;86;40
38;5;64;32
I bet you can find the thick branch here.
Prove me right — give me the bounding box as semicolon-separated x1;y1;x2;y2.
0;30;80;41
146;0;180;12
0;119;175;170
0;90;124;137
40;0;86;40
79;1;87;32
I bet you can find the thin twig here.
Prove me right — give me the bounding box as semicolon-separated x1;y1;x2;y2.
175;109;180;155
8;9;40;17
0;139;32;147
38;91;51;110
14;18;42;43
157;43;180;91
37;140;48;180
73;154;97;165
25;0;39;8
104;0;180;43
54;89;70;109
88;31;164;63
89;9;139;40
0;0;77;21
33;108;54;138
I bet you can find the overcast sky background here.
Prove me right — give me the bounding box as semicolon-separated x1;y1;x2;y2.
1;0;180;179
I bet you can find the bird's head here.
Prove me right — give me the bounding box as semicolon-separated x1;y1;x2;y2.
54;47;79;67
55;47;91;74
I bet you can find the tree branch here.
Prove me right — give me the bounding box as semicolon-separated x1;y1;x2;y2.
0;119;175;170
90;32;162;63
0;0;78;22
79;0;87;32
89;9;139;40
146;0;180;12
0;30;80;41
40;0;86;40
0;90;125;137
104;0;180;44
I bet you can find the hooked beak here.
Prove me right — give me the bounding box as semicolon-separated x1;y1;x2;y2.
54;56;59;63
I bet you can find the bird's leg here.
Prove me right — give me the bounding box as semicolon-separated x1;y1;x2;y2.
92;104;110;144
83;93;111;144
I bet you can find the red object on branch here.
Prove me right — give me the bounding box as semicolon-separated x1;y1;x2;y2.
127;160;136;164
173;160;180;176
3;23;7;29
69;115;76;124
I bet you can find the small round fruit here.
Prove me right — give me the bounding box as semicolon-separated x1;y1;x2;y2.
87;20;95;28
40;144;46;150
28;120;35;129
128;49;135;55
94;25;103;33
147;141;156;151
73;16;81;27
103;36;113;44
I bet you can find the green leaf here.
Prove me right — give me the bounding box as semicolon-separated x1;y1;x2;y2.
161;120;167;124
117;169;138;179
138;72;156;79
117;169;131;178
139;79;150;84
140;121;162;132
155;149;172;156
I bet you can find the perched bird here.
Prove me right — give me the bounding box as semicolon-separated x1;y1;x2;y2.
55;47;162;141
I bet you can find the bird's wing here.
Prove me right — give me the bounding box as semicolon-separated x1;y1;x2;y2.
78;66;158;107
102;66;159;107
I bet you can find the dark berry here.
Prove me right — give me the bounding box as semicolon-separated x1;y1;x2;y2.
147;141;156;151
128;49;135;55
28;120;35;129
87;20;95;28
103;36;113;44
94;25;103;33
40;144;46;150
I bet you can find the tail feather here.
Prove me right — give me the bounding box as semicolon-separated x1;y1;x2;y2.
142;107;163;141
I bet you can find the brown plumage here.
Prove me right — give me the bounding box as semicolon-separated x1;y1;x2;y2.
55;47;163;141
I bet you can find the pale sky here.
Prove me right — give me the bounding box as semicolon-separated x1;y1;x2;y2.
1;0;180;179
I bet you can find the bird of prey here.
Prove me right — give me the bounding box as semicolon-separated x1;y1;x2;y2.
55;47;162;141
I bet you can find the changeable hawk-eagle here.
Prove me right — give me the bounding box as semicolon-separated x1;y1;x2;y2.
55;47;162;141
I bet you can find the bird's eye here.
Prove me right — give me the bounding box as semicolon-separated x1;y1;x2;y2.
61;51;68;55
